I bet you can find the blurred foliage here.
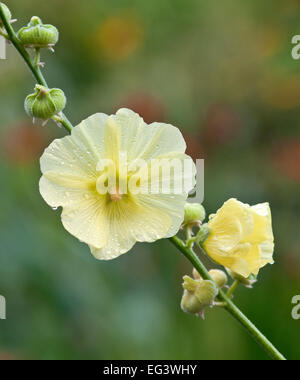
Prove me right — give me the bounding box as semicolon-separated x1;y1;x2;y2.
0;0;299;360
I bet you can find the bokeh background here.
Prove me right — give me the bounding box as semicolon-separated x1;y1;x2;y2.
0;0;299;360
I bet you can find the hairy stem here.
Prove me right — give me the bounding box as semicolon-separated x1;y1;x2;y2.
169;236;286;361
0;3;73;133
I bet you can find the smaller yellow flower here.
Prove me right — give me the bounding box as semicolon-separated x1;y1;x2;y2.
204;198;274;278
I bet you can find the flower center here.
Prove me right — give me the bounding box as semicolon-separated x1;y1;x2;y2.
96;170;125;202
109;187;123;202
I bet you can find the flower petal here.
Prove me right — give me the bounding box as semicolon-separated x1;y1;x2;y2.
39;175;95;208
112;108;187;163
90;196;172;260
40;113;108;179
205;199;254;255
61;194;109;249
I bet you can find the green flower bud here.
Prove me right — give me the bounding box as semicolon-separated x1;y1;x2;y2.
25;85;66;120
183;203;206;227
181;275;218;318
0;3;11;28
209;269;228;288
226;268;257;288
192;268;227;288
17;16;59;48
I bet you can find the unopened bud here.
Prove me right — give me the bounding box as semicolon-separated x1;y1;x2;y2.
181;275;218;318
183;203;206;227
25;85;66;120
17;16;59;48
209;269;228;288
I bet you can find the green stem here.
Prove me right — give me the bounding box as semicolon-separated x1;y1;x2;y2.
52;114;72;133
169;236;286;361
0;3;73;133
34;47;40;68
227;279;239;299
185;226;193;247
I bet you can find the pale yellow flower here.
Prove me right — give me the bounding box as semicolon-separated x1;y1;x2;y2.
39;108;195;259
203;198;274;278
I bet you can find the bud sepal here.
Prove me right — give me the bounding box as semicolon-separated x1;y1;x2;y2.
25;85;66;121
226;268;257;288
181;275;218;318
182;203;206;228
17;16;58;49
195;223;210;245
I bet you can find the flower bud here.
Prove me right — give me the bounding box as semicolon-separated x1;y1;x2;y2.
226;268;257;288
25;85;66;120
17;16;59;48
192;268;227;288
0;3;11;28
209;269;228;288
183;203;206;227
181;275;218;318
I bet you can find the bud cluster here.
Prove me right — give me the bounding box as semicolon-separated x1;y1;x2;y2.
181;268;228;319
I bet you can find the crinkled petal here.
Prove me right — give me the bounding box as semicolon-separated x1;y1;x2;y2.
250;203;274;266
230;243;261;277
204;199;274;277
205;198;254;255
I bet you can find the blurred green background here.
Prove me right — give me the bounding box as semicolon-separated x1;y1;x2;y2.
0;0;299;360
